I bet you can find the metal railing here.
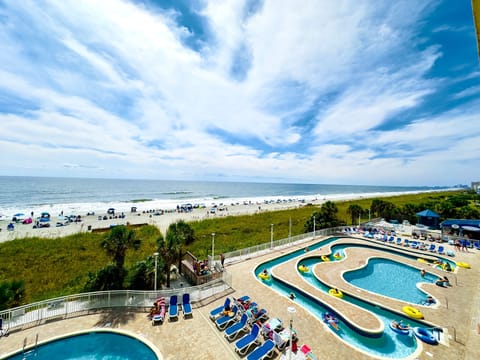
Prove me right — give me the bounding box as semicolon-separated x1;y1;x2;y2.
219;227;339;266
0;273;232;333
0;227;342;333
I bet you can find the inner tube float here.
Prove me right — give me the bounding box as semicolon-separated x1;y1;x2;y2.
417;258;428;264
329;289;343;298
413;327;438;345
456;262;470;269
298;265;309;273
333;253;342;260
322;312;339;331
258;272;270;281
402;306;423;319
389;321;410;335
321;255;330;262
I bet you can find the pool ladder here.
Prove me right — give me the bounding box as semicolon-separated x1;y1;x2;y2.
22;333;39;358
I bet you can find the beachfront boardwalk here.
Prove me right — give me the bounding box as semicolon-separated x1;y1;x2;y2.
1;235;480;360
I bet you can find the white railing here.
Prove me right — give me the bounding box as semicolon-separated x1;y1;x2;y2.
0;274;232;332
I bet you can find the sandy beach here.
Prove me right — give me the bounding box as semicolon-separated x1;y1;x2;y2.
0;198;317;243
0;189;455;243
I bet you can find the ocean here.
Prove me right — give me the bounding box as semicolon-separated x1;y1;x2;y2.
0;176;450;217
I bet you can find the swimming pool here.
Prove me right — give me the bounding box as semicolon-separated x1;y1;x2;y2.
343;257;437;304
4;330;159;360
255;237;428;359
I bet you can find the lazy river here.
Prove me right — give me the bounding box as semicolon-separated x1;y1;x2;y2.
254;237;446;359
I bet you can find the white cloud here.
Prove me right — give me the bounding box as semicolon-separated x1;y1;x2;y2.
0;0;478;186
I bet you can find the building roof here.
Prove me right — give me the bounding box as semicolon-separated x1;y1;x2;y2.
440;219;480;229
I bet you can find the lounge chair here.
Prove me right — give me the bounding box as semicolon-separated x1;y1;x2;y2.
388;236;395;244
168;295;178;321
246;339;275;360
248;308;268;324
396;237;402;245
474;241;480;250
210;297;231;320
235;323;261;356
225;313;249;341
410;241;419;249
216;304;239;330
428;244;436;252
437;246;445;255
182;293;192;318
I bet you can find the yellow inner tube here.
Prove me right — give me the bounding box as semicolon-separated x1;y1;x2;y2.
329;289;343;298
298;265;309;273
402;306;423;319
456;262;471;269
417;258;428;263
333;253;342;259
321;255;330;262
258;273;270;280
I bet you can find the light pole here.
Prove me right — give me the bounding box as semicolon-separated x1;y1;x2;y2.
288;306;297;360
313;215;316;238
153;252;159;292
289;217;292;243
211;233;215;266
270;224;274;249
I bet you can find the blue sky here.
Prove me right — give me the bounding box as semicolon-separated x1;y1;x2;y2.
0;0;479;186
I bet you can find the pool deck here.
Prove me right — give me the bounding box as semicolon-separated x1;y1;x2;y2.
1;235;479;360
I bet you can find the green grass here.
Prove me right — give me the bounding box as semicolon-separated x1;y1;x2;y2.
0;190;464;303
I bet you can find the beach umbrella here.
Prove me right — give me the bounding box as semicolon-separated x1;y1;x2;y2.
39;217;50;222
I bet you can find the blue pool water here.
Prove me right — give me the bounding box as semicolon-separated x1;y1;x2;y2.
254;238;434;359
343;257;437;303
5;331;158;360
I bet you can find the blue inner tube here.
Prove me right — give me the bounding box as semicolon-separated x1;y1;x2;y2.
389;322;410;335
413;327;438;345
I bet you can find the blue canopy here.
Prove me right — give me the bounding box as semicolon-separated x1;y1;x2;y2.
416;209;440;218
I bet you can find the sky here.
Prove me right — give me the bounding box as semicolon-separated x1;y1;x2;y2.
0;0;479;186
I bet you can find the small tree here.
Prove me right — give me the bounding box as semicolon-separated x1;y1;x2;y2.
0;280;25;311
95;225;141;290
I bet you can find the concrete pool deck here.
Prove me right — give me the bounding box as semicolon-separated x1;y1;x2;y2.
1;235;479;360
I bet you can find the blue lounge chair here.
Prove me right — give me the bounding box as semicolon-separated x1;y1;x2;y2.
403;239;410;247
182;293;192;318
388;236;395;244
210;298;231;320
428;244;436;252
437;246;445;255
247;308;268;324
410;241;419;249
396;237;402;245
216;304;239;330
168;295;178;321
474;241;480;250
246;339;275;360
235;323;261;356
225;313;249;341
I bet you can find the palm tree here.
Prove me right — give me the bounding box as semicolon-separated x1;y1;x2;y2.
173;220;195;272
101;225;141;287
347;204;363;225
157;226;181;288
